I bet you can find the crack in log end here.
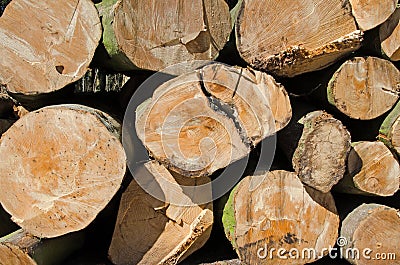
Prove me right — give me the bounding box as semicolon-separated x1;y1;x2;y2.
251;31;363;77
198;69;252;148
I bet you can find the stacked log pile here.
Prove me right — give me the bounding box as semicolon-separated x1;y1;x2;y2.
0;0;399;265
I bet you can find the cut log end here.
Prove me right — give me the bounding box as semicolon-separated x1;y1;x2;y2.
102;0;232;71
336;141;400;196
341;204;400;265
108;161;213;265
349;0;397;31
0;0;102;95
380;8;400;61
293;111;351;193
236;0;362;76
223;170;339;265
135;63;291;177
379;100;400;156
327;57;400;120
0;105;126;238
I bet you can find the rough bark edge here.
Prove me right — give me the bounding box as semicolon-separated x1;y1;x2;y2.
293;111;351;192
246;30;363;77
222;185;239;250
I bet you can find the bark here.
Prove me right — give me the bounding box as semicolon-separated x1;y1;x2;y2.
73;68;130;93
379;100;400;156
340;203;400;265
96;0;232;71
135;63;291;177
0;104;126;238
222;170;339;265
380;8;400;61
279;109;351;192
0;0;102;96
235;0;362;77
108;161;213;265
335;141;400;196
327;56;400;120
349;0;397;31
0;229;84;265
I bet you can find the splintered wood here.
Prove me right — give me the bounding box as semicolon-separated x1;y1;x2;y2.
109;161;213;265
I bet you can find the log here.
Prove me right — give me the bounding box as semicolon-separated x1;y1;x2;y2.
327;56;400;120
335;141;400;196
0;0;102;97
96;0;232;71
0;104;126;238
0;92;28;135
0;229;84;265
379;100;400;156
222;170;339;265
349;0;397;31
380;8;400;61
108;161;213;265
135;63;291;177
279;109;351;192
235;0;363;77
340;203;400;265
